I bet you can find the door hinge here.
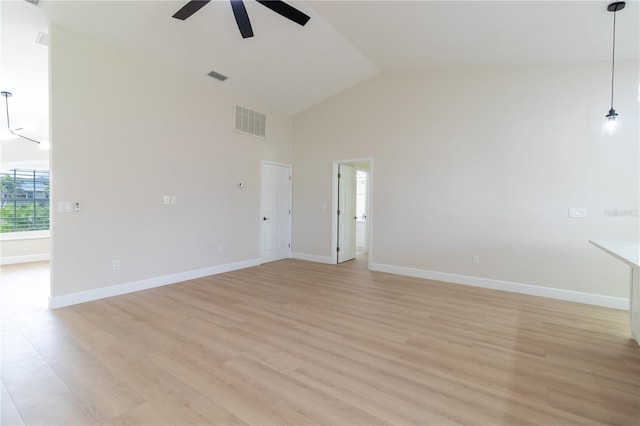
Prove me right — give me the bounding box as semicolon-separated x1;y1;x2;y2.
288;243;291;248
289;209;291;214
289;175;291;181
337;209;340;215
337;173;341;179
337;246;340;252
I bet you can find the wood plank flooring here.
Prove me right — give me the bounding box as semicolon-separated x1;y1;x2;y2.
1;258;639;425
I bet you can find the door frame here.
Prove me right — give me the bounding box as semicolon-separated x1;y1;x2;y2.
260;160;292;264
331;157;373;267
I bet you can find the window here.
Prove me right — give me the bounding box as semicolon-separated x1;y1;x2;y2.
0;169;50;233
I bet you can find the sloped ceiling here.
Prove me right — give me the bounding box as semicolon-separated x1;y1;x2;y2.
310;0;640;70
38;0;380;114
0;0;50;164
2;0;640;120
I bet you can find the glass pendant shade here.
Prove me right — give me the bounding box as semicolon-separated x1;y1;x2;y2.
604;110;619;134
604;2;626;134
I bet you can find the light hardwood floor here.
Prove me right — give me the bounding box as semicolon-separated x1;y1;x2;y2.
1;258;639;425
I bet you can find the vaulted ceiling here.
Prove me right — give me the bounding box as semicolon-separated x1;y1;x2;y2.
3;0;640;122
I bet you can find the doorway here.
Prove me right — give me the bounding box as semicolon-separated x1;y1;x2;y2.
260;161;292;263
332;158;372;265
355;168;368;255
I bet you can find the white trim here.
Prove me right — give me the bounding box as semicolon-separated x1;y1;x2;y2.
365;161;373;270
369;262;629;310
0;161;49;173
260;160;291;168
1;230;50;241
48;258;261;309
291;252;333;264
1;253;50;265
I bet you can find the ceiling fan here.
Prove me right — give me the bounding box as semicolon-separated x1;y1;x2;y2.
172;0;311;39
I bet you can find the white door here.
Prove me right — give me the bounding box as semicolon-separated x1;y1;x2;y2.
355;169;368;254
338;164;357;263
260;162;291;263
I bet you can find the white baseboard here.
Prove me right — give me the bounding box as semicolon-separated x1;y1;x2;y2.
369;262;629;310
1;253;50;265
47;256;628;311
291;252;334;264
49;258;261;309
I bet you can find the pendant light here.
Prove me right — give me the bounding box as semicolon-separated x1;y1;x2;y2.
0;91;49;150
604;1;625;134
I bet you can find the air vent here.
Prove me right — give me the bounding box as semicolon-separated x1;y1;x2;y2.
25;0;40;6
234;105;266;139
207;70;228;81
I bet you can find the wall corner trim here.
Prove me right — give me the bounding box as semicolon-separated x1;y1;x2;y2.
48;258;261;309
290;252;334;264
369;262;629;310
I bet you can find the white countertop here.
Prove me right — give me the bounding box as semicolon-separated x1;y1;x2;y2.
590;240;640;268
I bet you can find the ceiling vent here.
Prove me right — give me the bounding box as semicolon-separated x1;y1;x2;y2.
25;0;41;6
207;70;228;82
235;105;266;139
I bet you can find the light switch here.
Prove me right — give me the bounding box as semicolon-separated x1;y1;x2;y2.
58;201;72;213
569;208;587;218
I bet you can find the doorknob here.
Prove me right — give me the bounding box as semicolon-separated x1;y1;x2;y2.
263;217;270;221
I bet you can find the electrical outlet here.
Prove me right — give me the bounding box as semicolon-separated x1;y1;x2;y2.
163;196;170;205
472;256;480;264
112;259;120;270
171;196;177;205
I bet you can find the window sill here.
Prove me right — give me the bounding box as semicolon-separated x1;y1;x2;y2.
0;230;51;242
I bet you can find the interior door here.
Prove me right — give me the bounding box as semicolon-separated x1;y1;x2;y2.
261;163;291;263
338;164;357;263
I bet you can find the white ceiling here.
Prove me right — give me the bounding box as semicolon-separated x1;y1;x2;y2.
311;0;640;70
2;0;640;118
0;0;50;161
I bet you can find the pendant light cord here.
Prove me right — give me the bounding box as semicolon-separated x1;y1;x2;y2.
1;92;41;145
3;93;10;129
610;9;617;110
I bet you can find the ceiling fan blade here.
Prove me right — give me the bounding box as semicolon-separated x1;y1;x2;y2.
255;0;310;26
230;0;254;39
173;0;211;20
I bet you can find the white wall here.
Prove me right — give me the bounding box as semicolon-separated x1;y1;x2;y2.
0;233;49;265
1;1;51;264
292;61;639;299
49;25;292;299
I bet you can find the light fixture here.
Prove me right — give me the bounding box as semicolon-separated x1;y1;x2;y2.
604;1;625;134
1;91;49;150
